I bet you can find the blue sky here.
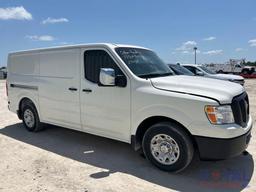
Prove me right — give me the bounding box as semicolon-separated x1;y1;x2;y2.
0;0;256;66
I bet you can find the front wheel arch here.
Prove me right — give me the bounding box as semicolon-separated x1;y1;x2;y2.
142;121;194;172
132;116;197;151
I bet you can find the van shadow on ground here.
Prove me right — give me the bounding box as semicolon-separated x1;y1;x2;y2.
0;123;254;192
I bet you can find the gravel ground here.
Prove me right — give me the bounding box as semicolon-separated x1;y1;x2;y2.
0;79;255;192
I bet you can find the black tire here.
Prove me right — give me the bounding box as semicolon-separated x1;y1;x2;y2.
218;70;223;74
21;100;44;132
242;69;249;75
142;122;194;172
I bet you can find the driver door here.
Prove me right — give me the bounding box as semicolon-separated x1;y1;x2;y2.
80;48;131;142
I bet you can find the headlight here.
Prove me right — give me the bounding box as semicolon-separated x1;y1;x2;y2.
205;105;234;124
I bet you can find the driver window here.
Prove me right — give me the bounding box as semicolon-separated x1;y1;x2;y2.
84;50;123;84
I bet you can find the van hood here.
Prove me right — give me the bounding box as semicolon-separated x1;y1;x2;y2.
150;75;244;104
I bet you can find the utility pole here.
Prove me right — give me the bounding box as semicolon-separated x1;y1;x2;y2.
194;47;197;64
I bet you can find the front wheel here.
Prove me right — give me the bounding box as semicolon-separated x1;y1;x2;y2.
142;122;194;172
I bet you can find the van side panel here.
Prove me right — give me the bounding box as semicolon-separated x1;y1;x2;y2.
38;48;81;129
9;53;40;75
7;52;40;116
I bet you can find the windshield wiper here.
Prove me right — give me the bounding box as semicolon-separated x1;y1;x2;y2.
138;72;173;79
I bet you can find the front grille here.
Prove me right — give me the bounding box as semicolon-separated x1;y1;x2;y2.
231;92;249;127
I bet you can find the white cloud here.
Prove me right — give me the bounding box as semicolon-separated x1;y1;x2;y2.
0;6;32;20
203;50;223;55
42;17;69;24
235;48;244;52
203;36;216;41
248;39;256;47
176;41;197;51
181;50;201;54
26;35;55;41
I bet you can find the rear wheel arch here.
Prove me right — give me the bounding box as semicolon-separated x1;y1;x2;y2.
18;97;39;119
19;97;44;132
132;116;197;151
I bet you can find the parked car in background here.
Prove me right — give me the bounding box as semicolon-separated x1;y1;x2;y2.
0;67;7;79
0;71;5;79
7;43;252;172
182;64;245;86
168;64;194;76
204;60;255;75
205;63;243;74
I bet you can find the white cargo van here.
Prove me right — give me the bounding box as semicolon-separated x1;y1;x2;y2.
7;43;253;172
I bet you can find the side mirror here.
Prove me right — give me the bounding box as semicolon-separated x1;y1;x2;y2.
99;68;115;86
196;71;204;76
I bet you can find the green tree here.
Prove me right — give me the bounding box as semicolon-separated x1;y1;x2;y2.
245;61;256;66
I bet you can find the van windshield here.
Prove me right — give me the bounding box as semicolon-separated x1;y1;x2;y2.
115;47;173;78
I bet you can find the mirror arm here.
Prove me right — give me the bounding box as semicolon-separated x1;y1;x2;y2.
115;75;127;87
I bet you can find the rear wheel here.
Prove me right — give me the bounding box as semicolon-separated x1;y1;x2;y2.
142;122;194;172
21;100;44;132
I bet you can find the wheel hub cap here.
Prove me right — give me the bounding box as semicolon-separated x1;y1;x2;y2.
24;109;35;128
150;134;180;165
160;143;172;153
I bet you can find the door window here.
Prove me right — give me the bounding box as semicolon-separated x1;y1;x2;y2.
84;50;123;83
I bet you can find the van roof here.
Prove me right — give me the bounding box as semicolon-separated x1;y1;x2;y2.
9;43;150;55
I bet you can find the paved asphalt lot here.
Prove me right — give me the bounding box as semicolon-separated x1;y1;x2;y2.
0;79;255;192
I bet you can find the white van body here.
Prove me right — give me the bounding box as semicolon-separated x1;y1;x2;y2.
7;43;253;171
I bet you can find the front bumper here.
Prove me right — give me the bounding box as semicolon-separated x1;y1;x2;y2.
195;126;252;160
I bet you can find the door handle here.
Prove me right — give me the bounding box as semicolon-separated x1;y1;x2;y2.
69;87;78;91
82;89;92;93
